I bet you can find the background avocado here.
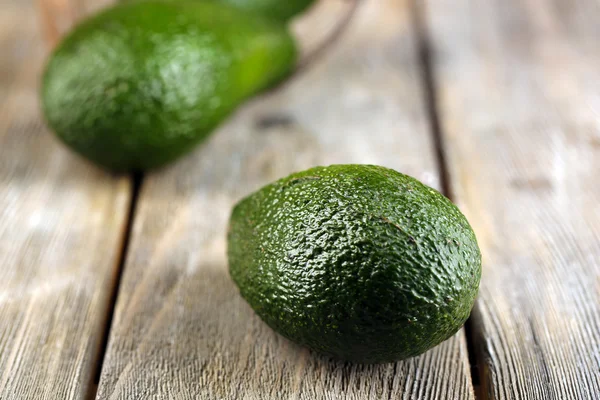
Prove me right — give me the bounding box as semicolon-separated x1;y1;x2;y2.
228;165;482;363
214;0;316;21
124;0;317;22
42;1;296;171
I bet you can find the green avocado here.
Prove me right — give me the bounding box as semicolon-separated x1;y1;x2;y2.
123;0;317;22
42;1;296;171
228;165;481;363
212;0;316;21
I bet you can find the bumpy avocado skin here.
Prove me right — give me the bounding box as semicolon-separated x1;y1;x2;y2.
228;165;481;363
42;1;296;171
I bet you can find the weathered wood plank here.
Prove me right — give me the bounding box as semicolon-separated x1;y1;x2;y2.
0;1;131;399
95;0;475;399
422;0;600;398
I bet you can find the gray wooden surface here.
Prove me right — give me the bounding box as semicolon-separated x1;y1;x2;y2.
423;0;600;398
94;0;475;398
1;0;600;398
0;1;131;399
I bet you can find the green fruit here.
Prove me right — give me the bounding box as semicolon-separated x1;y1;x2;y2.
124;0;317;22
42;1;296;171
214;0;316;21
228;165;481;363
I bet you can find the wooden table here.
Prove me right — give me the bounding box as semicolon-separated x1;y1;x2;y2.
1;0;599;398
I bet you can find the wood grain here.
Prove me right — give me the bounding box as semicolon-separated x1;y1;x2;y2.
0;1;131;399
422;0;600;398
94;0;476;399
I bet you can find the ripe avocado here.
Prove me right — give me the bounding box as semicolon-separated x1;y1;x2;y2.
228;165;481;363
42;1;296;171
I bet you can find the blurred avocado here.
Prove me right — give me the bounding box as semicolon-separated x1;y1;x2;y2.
215;0;316;21
42;1;296;171
123;0;317;22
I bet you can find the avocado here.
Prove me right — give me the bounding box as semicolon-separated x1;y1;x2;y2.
42;1;296;171
123;0;317;22
213;0;316;21
228;165;481;363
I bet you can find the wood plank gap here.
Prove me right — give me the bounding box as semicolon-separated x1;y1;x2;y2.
409;0;452;200
463;317;487;400
410;1;484;398
87;172;144;400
